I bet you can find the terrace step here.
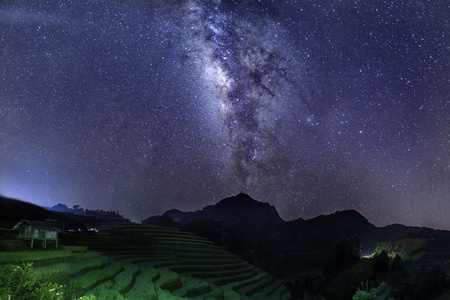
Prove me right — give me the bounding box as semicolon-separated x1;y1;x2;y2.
72;251;101;259
110;254;177;263
261;281;292;300
236;273;275;297
255;278;284;297
171;275;212;298
154;237;215;245
37;221;293;299
187;264;255;279
125;265;158;299
179;257;243;266
157;245;231;255
178;251;233;260
85;263;139;298
35;255;108;282
225;271;269;292
169;261;250;274
210;270;257;286
0;250;73;264
70;262;124;294
154;268;182;291
151;260;184;268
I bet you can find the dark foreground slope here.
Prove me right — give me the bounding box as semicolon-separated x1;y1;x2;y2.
0;195;89;231
0;195;57;228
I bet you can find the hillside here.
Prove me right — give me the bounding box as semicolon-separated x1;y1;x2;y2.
144;193;450;299
0;221;291;299
143;194;382;272
2;194;450;299
0;195;57;228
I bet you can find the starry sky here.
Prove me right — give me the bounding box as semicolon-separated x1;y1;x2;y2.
1;0;449;229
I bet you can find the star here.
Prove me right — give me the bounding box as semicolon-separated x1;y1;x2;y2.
0;0;448;229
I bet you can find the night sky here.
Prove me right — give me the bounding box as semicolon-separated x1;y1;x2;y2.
1;0;449;229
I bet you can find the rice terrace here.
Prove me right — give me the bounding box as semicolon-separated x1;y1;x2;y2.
1;194;450;300
1;223;290;299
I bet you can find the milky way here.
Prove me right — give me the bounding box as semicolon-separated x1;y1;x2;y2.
0;0;449;229
179;0;303;189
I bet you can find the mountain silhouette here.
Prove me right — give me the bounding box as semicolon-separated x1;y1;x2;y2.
144;194;374;246
146;193;282;235
0;195;57;228
143;193;450;276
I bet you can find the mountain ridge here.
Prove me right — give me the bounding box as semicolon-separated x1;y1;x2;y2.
143;193;450;275
145;193;371;230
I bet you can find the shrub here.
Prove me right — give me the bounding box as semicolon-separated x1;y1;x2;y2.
0;262;64;300
372;243;409;260
372;250;389;275
352;281;375;300
77;295;96;300
352;290;375;300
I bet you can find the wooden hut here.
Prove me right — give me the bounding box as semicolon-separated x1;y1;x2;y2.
12;220;61;249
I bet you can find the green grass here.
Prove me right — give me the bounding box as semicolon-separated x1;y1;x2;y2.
0;250;73;263
0;239;26;251
85;263;139;299
226;271;269;291
171;274;212;298
35;256;110;281
188;265;255;279
125;266;158;299
69;262;124;294
155;268;182;291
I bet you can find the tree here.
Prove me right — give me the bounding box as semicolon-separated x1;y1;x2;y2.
324;236;361;273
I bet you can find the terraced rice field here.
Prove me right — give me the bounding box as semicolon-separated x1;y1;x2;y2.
35;222;292;299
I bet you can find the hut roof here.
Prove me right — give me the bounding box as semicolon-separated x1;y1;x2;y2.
12;220;62;232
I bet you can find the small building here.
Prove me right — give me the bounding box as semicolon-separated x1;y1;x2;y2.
12;220;62;249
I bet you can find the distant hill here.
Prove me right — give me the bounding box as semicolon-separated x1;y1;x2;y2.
143;193;376;248
46;203;126;221
143;193;374;271
143;193;450;274
285;209;379;251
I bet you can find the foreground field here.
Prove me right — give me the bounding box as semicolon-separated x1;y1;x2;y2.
1;222;291;299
